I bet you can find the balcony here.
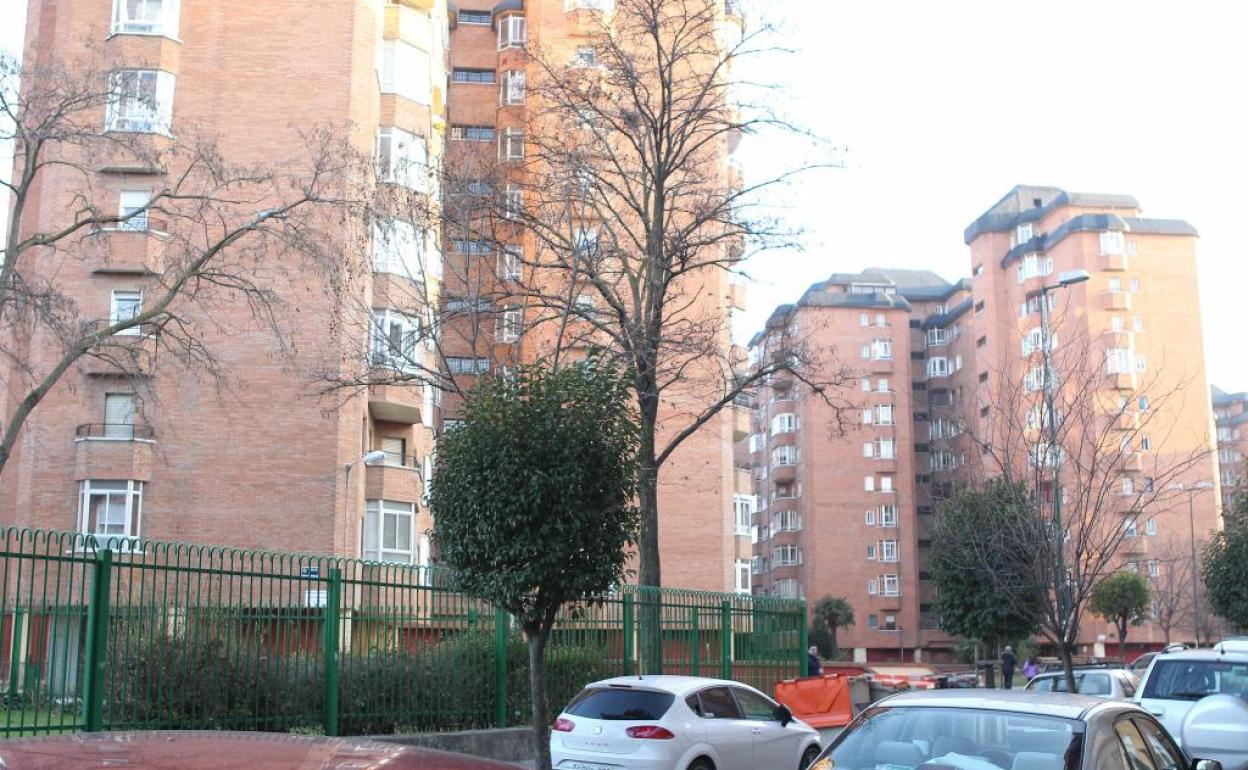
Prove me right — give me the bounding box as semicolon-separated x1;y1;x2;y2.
364;457;424;503
1112;412;1140;431
1102;254;1129;271
79;326;159;377
1122;537;1150;556
368;382;425;424
1103;292;1132;311
74;424;155;481
1106;371;1137;391
1102;330;1133;348
868;357;894;373
86;224;168;275
1121;453;1144;473
771;463;797;483
731;403;750;441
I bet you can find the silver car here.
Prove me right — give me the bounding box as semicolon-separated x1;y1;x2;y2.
1026;668;1140;700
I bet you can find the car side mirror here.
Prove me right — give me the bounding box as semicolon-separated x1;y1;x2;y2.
1193;760;1222;770
775;704;793;727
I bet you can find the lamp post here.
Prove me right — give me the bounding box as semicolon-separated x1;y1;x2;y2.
1038;269;1089;644
1169;480;1213;645
343;450;387;553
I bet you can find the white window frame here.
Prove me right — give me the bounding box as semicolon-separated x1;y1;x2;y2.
499;128;525;161
371;308;424;372
496;306;522;343
773;544;802;566
875;404;894;425
871;338;893;360
378;127;429;193
103;393;138;438
864;476;875;492
110;289;143;335
1106;348;1133;375
865;509;876;526
1016;223;1033;244
78;480;143;547
503;184;523;219
446;357;490;375
877;378;889;393
880;475;894;492
105;70;175;134
732;494;754;536
119;190;151;231
380;40;432;104
363;499;415;563
927;357;949;378
867;579;879;596
501;70;526;106
111;0;180;36
882;574;900;597
1100;230;1126;256
880;504;898;527
748;433;764;453
881;540;898;563
875;438;895;459
859;313;869;327
734;560;751;594
770;413;797;434
772;510;801;533
499;245;523;280
458;9;491;24
1145;518;1158;537
497;15;527;50
771;445;798;467
373;218;427;278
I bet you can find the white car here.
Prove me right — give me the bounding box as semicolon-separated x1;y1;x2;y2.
550;675;822;770
1135;638;1248;770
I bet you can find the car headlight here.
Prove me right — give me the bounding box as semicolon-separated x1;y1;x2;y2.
810;758;834;770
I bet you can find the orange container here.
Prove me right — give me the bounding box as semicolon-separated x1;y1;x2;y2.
773;674;855;729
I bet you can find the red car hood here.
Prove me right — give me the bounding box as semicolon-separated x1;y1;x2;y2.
0;732;520;769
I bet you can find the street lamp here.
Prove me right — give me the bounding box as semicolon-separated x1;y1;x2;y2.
1038;269;1089;636
1169;480;1213;645
343;450;388;551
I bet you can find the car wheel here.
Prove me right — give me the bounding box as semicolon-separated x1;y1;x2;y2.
688;758;715;770
800;745;820;770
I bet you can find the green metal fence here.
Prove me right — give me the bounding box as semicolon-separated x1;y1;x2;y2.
0;528;806;738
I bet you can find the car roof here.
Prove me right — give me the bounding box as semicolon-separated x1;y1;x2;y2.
878;689;1134;720
586;675;754;696
1152;648;1248;663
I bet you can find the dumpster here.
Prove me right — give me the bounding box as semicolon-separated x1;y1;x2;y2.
774;674;857;728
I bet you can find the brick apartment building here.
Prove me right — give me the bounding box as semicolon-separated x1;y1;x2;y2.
2;0;749;592
1211;387;1247;506
748;187;1220;661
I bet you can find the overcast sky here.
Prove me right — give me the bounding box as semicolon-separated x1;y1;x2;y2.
3;1;1246;386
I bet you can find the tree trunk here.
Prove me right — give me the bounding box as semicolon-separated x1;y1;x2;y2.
1060;637;1077;693
1118;618;1129;657
529;627;553;770
828;623;838;662
636;382;663;674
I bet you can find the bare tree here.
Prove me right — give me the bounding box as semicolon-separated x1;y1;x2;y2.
1148;536;1195;645
956;318;1211;688
0;51;364;476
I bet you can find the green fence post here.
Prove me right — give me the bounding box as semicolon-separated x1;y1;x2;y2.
323;568;342;736
81;548;113;732
7;609;23;699
622;594;634;676
799;603;809;677
691;607;700;677
494;607;509;727
720;601;731;680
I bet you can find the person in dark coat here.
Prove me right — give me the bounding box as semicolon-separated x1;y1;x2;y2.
1001;646;1017;689
807;645;823;676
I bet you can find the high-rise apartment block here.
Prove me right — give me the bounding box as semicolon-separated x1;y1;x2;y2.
748;187;1219;661
3;0;748;592
1212;387;1247;505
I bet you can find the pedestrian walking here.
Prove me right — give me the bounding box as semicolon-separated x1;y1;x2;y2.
1023;656;1039;681
807;645;823;676
1001;646;1017;689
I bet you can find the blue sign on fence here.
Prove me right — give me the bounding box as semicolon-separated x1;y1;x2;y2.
299;565;320;579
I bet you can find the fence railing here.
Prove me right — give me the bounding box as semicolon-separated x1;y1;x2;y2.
0;528;806;738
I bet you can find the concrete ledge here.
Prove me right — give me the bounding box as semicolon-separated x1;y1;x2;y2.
375;727;535;764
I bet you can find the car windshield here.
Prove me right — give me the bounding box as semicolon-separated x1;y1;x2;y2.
1028;674;1110;695
1142;659;1248;701
820;706;1081;770
564;687;675;720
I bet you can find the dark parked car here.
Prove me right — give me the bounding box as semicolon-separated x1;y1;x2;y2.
809;689;1225;770
0;732;519;770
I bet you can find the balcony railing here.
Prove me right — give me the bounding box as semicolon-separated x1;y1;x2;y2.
377;451;421;469
76;423;155;440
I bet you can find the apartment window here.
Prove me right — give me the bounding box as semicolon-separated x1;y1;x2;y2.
371;309;422;370
110;289;143;334
1121;477;1136;496
1145;518;1158;537
499;128;525;161
363;500;415;563
450;125;495;141
1109;277;1123;293
1135;354;1147;372
867;579;879;596
927;357;948;378
459;9;491;24
106;70;175;134
1016;253;1053;283
1111;316;1124;332
103;393;137;438
1147;559;1160;579
78;480;143;545
1133;316;1144;333
875;313;886;327
747;433;764;453
1106;348;1132;375
865;509;876;526
119;190;150;231
111;0;179;36
1223;469;1236;486
734;560;751;594
772;445;798;466
751;555;766;575
497;14;527;49
868;613;879;628
453;68;496;84
977;335;987;348
875;404;894;425
974;300;985;314
499;246;523;280
871;339;893;360
875;438;896;459
573;45;599;67
859;313;869;327
771;413;797;434
772;510;801;532
1141;434;1152;452
867;544;877;561
864;476;875;492
862;408;873;425
880;504;897;527
373;218;425;277
926;328;948;347
732;494;754;535
496;306;522;343
1125;517;1138;537
1100;231;1126;256
1130;277;1141;293
773;545;802;566
378;127;429;192
446;357;490;375
501;70;526;105
379;436;408;468
880;476;893;492
774;579;801;599
1138;395;1149;411
381;40;432;104
1016;223;1033;244
877;379;889;393
882;574;900;597
881;540;898;563
863;442;873;459
861;378;871;392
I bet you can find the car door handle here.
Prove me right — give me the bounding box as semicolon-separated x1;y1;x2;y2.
752;728;762;734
